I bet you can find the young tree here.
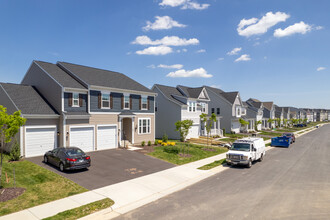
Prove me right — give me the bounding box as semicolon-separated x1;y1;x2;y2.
283;118;288;127
267;118;275;129
276;118;282;127
175;120;193;142
239;118;249;132
200;113;217;148
0;105;26;187
255;120;262;131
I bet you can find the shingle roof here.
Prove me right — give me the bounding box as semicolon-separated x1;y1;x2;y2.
0;83;58;115
58;62;153;93
154;84;186;105
35;61;86;90
177;85;204;99
204;86;238;104
262;102;273;111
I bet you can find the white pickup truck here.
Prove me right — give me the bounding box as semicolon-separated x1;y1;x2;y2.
226;138;266;168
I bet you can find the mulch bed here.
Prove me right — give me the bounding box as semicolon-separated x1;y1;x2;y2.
0;187;26;202
135;145;158;154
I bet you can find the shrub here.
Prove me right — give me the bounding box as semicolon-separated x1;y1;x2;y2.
163;146;179;154
9;140;20;161
141;141;145;146
223;128;226;134
169;142;176;146
162;133;168;143
162;142;168;146
154;140;158;145
148;141;151;146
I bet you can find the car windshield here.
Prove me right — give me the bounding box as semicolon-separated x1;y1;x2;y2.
283;133;292;136
230;143;250;152
66;148;84;157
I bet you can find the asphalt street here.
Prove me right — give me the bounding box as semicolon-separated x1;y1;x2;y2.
115;124;330;220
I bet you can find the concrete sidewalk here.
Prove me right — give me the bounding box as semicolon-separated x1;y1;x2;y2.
1;124;323;220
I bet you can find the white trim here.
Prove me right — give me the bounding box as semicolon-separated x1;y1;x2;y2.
138;118;151;135
61;90;64;112
141;96;148;110
65;115;91;119
123;94;130;110
131;120;135;144
63;88;88;93
0;84;20;112
96;124;118;149
91;85;156;97
72;92;80;107
22;114;60;119
101;92;111;109
88;90;90;114
20;126;23;157
24;125;58;157
90;112;155;115
63;114;66;148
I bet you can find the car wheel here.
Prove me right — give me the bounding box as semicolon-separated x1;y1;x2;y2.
227;162;231;166
44;156;48;164
247;159;252;168
259;154;264;162
59;163;64;172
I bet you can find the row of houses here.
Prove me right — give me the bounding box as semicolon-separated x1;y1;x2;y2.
0;60;329;157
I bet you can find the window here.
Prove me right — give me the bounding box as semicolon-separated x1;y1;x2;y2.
188;101;196;112
237;107;241;116
139;118;151;134
192;102;196;112
124;95;130;109
102;93;110;108
217;108;220;115
72;93;79;107
201;103;206;113
211;108;215;114
141;97;148;110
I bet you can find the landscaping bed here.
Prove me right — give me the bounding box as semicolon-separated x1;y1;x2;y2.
0;155;87;216
147;142;228;165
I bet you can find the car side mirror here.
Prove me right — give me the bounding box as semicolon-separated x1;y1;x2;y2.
253;148;257;152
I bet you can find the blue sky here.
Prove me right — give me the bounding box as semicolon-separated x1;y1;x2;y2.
0;0;329;108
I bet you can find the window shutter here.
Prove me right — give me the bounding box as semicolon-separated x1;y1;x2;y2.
139;96;142;110
98;93;101;109
110;93;113;109
79;94;83;107
147;97;150;110
121;95;124;109
68;93;73;107
130;96;132;110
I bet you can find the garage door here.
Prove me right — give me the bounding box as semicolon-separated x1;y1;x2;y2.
187;125;199;139
70;127;94;152
97;126;117;150
25;127;56;157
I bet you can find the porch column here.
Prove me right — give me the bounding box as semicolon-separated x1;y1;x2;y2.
131;117;135;144
119;117;122;147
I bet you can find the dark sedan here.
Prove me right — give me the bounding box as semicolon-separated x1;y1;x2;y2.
44;147;91;172
283;133;296;144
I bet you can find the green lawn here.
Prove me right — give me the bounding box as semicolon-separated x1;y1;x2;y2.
259;131;282;137
224;133;249;138
148;142;228;165
43;198;114;220
0;155;87;216
198;159;227;170
219;138;237;143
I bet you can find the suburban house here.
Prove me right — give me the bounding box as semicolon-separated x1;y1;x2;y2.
0;60;156;157
152;84;221;140
315;109;327;121
303;108;315;122
204;86;245;134
274;105;284;127
283;107;291;120
242;100;264;132
246;99;275;129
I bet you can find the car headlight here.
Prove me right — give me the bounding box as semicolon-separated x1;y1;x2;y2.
243;156;248;160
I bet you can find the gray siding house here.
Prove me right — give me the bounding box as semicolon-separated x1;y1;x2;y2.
0;60;156;157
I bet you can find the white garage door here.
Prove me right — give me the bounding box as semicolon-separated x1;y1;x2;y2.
97;126;117;150
187;125;199;139
70;127;94;152
25;127;56;157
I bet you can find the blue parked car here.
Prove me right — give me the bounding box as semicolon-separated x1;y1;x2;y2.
271;136;292;148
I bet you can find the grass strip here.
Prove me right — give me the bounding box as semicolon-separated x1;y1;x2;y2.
43;198;114;220
198;159;227;170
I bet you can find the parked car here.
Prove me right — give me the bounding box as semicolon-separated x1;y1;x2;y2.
283;133;295;143
44;147;91;172
226;138;266;168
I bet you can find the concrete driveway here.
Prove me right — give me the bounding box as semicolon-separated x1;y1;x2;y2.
27;149;175;190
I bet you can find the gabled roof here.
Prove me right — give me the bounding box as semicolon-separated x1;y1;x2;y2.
204;86;238;104
177;85;206;99
262;102;274;111
0;83;58;116
35;61;86;90
57;62;153;94
154;84;186;105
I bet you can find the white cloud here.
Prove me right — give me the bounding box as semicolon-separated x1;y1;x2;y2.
136;46;173;55
317;67;326;71
196;49;206;53
166;68;212;78
235;54;251;62
237;11;290;37
274;21;312;37
159;0;210;10
218;57;224;61
315;26;324;30
132;35;199;46
227;47;242;55
182;48;188;52
158;64;183;69
147;64;156;68
143;16;186;31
